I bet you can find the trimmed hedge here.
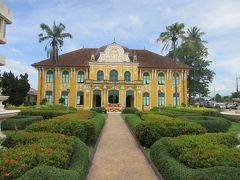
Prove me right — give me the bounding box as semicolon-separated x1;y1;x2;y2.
90;107;107;114
150;135;240;180
122;107;139;114
25;112;105;145
2;116;43;130
1;131;75;179
180;116;231;132
12;105;78;119
169;133;240;169
18;137;89;180
26;118;96;145
159;106;220;116
135;116;206;147
91;114;106;138
124;114;142;130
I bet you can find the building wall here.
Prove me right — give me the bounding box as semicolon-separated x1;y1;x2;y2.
37;64;188;110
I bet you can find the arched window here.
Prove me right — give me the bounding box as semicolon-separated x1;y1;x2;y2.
45;91;53;104
62;70;69;83
97;71;104;81
124;71;131;82
173;72;180;85
158;72;165;85
158;92;165;106
143;72;150;84
77;71;84;83
143;92;150;106
173;93;180;106
109;70;118;82
46;70;53;83
77;91;84;105
61;91;69;105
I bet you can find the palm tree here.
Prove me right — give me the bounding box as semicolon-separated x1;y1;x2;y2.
39;21;72;104
184;27;206;102
156;22;185;106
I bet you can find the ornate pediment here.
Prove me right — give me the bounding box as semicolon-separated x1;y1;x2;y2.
97;43;131;63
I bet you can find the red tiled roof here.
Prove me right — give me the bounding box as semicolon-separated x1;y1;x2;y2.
32;47;190;69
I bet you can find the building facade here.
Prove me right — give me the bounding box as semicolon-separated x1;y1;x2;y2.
0;0;12;65
33;43;190;111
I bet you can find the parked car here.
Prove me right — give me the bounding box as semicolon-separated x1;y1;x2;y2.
214;103;226;109
226;103;238;109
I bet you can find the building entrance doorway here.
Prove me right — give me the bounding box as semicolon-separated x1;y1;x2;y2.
93;90;101;107
108;90;119;104
126;90;134;107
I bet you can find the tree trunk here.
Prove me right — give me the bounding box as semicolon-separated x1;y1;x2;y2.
51;43;57;105
173;40;178;106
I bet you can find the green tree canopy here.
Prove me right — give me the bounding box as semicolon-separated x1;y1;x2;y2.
0;71;30;106
167;26;214;104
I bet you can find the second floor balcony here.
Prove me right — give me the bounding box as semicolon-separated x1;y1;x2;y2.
84;79;143;85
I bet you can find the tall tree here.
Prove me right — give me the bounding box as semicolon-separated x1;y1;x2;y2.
168;26;215;104
156;22;185;106
0;72;30;105
39;21;72;104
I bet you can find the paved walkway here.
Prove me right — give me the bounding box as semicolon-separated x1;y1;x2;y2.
87;113;159;180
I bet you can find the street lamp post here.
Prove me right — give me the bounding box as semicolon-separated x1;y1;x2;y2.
236;76;240;97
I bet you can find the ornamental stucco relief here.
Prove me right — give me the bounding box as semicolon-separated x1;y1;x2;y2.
97;44;130;63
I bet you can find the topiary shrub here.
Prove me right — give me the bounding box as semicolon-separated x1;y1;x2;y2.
26;119;96;145
150;136;240;180
18;137;89;180
1;116;43;130
0;131;75;179
124;114;142;131
121;107;139;114
134;117;206;147
90;107;107;114
180;116;231;132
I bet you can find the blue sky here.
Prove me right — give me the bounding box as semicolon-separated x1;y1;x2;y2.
1;0;240;96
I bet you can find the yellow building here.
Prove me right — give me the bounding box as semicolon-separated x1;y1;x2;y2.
33;42;190;111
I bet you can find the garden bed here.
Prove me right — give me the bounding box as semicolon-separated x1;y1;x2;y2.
150;133;240;180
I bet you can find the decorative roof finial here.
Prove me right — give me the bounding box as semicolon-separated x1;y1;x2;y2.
113;37;116;43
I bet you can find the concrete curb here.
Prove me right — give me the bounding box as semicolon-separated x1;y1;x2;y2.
121;114;164;180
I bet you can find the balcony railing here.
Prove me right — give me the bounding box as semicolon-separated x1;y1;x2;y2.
84;79;143;85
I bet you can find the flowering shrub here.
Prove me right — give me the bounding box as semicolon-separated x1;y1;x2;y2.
0;131;74;179
168;133;240;168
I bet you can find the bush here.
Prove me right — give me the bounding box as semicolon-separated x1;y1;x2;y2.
26;118;96;145
150;137;240;180
124;114;142;131
121;107;139;114
1;116;43;130
168;133;240;169
134;116;206;147
7;105;77;119
18;137;89;180
90;114;106;138
25;112;106;144
18;166;79;180
180;116;231;132
0;131;75;179
90;107;107;114
160;106;220;116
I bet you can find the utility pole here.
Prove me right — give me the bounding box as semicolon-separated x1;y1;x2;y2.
237;74;240;97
